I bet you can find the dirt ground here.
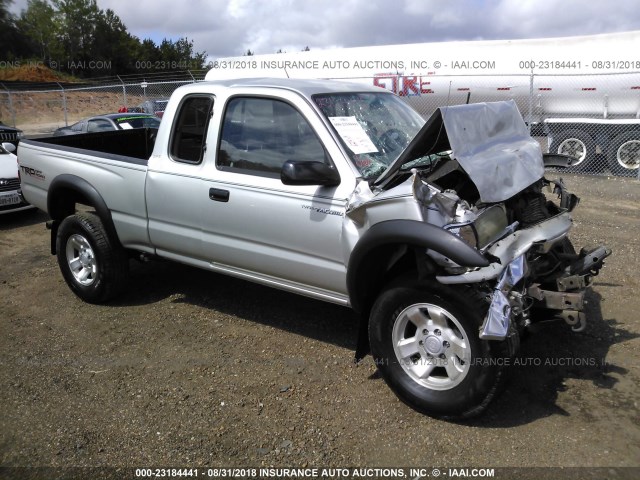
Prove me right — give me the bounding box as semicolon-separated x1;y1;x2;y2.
1;174;639;476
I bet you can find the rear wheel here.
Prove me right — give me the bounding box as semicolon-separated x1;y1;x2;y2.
549;129;596;171
369;281;508;419
56;212;128;303
607;131;640;176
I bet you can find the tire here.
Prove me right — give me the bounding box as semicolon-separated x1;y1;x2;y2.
56;212;128;303
606;131;640;177
549;129;596;171
369;281;509;419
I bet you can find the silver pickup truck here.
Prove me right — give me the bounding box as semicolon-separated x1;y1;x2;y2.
19;78;610;418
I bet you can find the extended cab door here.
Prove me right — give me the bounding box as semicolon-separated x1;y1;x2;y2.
199;92;355;302
146;94;215;258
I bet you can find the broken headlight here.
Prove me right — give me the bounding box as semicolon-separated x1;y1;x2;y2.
447;205;509;250
447;223;477;248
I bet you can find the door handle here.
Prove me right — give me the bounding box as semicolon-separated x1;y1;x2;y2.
209;188;230;202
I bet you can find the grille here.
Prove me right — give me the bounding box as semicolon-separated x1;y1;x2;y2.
0;178;20;192
0;132;18;142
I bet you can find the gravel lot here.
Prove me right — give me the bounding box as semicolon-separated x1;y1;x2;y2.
1;174;639;477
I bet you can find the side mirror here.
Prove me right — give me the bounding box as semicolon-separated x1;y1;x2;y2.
543;153;575;168
2;142;16;153
281;160;340;186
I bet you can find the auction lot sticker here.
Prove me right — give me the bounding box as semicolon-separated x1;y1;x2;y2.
329;116;379;154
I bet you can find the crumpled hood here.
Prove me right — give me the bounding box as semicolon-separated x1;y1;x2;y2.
374;100;545;203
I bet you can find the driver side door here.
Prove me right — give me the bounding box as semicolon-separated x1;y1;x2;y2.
200;95;351;300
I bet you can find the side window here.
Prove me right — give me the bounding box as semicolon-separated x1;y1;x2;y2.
218;97;327;177
170;95;214;164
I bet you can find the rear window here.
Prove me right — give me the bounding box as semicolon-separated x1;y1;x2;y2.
169;95;214;164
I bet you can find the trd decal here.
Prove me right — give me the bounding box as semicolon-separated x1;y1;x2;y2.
20;165;46;180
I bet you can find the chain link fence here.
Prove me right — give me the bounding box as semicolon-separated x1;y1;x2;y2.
1;71;639;177
0;70;206;135
0;78;199;136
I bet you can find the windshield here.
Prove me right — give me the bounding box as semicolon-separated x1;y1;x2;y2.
313;92;424;179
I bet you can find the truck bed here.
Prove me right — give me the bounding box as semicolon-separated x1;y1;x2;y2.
18;128;155;251
21;128;157;164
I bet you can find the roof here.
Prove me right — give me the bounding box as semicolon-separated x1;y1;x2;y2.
56;113;160;129
181;77;386;100
101;113;158;120
65;113;158;124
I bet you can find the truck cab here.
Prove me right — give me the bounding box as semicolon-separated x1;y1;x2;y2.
143;80;364;303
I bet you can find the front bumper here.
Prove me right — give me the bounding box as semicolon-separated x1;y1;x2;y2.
435;212;611;341
479;244;611;340
0;189;36;215
436;212;574;285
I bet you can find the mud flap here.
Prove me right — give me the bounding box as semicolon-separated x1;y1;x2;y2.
354;313;370;363
46;220;59;255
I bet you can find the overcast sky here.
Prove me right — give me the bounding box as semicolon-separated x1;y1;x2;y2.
9;0;640;59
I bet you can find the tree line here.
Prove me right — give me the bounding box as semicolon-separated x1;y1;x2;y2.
0;0;207;78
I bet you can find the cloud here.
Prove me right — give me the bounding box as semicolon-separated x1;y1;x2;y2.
493;0;640;38
8;0;640;58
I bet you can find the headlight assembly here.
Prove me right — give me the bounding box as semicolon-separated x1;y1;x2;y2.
447;205;509;250
448;223;478;248
475;205;509;248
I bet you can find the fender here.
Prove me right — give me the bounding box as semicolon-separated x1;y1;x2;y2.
348;219;489;310
46;174;120;254
348;219;490;360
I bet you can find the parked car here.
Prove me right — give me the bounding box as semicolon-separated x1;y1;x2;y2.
0;142;35;214
0;122;23;148
53;113;161;136
136;99;169;118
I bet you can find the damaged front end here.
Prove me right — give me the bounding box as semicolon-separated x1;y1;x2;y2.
356;100;611;342
478;239;610;340
336;96;612;417
417;169;611;341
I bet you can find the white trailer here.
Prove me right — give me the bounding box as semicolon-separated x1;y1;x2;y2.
207;31;640;176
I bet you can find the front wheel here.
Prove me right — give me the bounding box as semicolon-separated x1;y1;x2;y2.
369;281;508;419
56;212;129;303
